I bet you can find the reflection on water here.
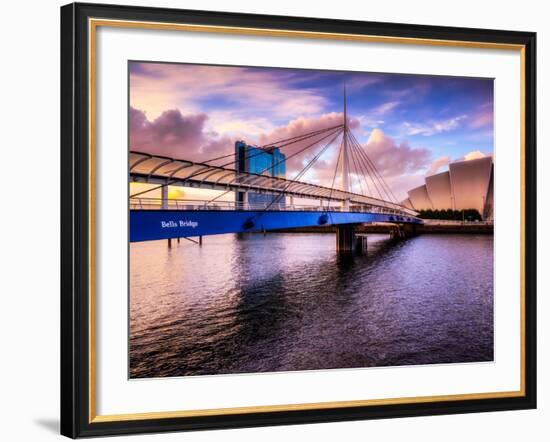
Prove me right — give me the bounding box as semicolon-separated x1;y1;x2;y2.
129;233;493;378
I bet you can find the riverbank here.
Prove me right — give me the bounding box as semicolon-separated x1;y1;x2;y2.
416;223;493;234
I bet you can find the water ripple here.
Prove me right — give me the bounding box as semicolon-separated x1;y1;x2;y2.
130;233;493;378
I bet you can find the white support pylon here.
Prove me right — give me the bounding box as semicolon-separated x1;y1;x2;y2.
342;85;350;210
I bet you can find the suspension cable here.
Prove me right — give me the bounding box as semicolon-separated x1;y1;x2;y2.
349;131;397;203
325;135;344;209
257;124;343;149
351;131;398;203
352;134;371;197
347;132;376;198
203;127;343;206
346;132;366;197
130;124;343;199
348;133;384;200
261;129;344;212
130;124;342;168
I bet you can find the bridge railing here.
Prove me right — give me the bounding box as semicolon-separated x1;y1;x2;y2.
421;219;494;226
129;197;417;217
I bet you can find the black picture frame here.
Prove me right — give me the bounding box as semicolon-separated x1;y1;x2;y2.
61;2;537;438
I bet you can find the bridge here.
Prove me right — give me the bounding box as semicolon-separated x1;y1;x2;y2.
130;89;423;254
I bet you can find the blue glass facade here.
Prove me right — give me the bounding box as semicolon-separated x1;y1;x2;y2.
235;140;286;209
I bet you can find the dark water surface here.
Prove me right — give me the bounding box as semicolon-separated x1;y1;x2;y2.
129;233;493;378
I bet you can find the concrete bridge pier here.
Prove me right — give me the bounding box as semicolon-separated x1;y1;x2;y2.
389;226;403;241
355;234;368;255
336;225;367;255
389;223;417;241
402;223;417;237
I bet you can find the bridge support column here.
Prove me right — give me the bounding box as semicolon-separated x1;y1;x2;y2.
337;225;354;254
161;185;168;210
402;223;417;237
389;224;417;241
389;224;418;241
389;226;402;241
355;234;368;255
336;225;366;255
236;191;247;209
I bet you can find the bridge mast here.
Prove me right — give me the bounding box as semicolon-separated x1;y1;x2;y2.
342;85;350;209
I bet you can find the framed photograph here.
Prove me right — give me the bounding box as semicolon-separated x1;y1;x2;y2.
60;2;536;438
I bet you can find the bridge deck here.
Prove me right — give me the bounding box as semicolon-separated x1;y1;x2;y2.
130;209;423;242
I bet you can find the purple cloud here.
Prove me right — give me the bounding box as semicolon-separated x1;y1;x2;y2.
130;107;233;161
130;106;432;201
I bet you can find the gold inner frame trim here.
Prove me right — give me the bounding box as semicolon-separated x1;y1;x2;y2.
88;17;527;424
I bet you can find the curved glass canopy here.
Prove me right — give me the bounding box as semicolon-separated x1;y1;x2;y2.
129;151;418;217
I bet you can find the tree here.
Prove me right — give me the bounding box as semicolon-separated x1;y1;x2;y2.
416;208;481;221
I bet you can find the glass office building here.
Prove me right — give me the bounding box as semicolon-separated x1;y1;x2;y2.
235;140;286;209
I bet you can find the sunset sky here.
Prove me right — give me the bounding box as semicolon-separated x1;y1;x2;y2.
129;61;494;201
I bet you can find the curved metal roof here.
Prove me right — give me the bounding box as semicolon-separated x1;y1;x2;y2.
129;151;418;217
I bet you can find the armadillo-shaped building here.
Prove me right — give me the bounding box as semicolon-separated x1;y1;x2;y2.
400;156;494;220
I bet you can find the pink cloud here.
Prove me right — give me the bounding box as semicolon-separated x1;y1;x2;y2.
426;155;451;176
385;173;426;203
130;63;327;121
264;125;431;199
362;129;431;176
470;107;493;129
257;112;351;169
130;106;431;201
463;150;486;161
130;107;233;162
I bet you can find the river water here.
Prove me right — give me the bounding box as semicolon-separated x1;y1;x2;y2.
129;233;493;378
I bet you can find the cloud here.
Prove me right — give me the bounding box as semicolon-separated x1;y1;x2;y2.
384;173;426;203
206;112;276;138
130;62;328;122
362;129;431;176
463;150;486;161
130;106;432;202
426;155;451;176
338;129;432;200
356;115;385;129
345;74;384;91
424;150;489;178
129;107;350;171
373;100;399;115
130;107;206;152
403;115;467;136
130;107;233;161
470;103;494;129
353;100;399;133
256;112;350;181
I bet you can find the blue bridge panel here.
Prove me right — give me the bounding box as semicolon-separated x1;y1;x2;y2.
130;210;423;242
